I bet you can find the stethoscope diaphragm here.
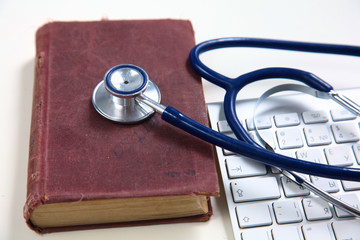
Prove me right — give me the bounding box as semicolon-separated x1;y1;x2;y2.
92;64;161;123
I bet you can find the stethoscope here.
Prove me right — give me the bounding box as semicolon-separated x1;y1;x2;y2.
92;37;360;217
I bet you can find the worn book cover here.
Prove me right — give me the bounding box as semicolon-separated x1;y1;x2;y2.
23;20;219;233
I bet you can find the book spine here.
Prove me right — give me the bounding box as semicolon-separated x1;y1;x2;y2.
23;23;51;232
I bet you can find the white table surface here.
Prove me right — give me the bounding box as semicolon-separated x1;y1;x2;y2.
1;0;360;239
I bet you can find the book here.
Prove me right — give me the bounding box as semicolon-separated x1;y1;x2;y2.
23;20;219;233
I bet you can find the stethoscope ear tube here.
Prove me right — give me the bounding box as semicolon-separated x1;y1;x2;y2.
161;106;360;182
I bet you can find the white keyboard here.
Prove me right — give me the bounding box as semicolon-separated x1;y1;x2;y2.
207;88;360;240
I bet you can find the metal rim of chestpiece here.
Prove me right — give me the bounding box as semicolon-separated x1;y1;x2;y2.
92;64;161;124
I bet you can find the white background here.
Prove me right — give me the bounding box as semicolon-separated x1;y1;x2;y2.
1;0;360;239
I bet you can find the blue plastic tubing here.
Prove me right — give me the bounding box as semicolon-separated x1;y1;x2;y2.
189;37;360;91
189;38;360;146
162;106;360;181
162;38;360;181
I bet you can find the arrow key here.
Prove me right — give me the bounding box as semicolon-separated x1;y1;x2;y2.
226;156;267;178
236;203;272;228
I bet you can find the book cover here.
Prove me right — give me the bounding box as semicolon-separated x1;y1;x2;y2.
23;19;219;233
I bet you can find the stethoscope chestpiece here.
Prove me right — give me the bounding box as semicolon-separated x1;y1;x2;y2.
92;64;161;123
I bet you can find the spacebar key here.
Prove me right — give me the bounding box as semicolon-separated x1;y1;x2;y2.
231;177;280;202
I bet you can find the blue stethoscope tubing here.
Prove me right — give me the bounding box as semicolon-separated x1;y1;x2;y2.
160;37;360;182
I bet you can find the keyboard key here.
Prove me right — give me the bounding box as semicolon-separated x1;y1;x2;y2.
274;113;300;127
273;200;303;224
333;194;360;218
304;125;332;146
241;229;271;240
310;176;340;193
325;146;355;166
246;116;272;130
231;177;280;203
281;176;310;197
332;220;360;240
342;180;360;191
226;156;267;178
302;223;334;240
223;149;235;156
236;203;272;228
331;108;357;121
331;122;360;143
296;148;327;164
217;120;232;133
276;128;304;149
352;143;360;164
302;197;333;220
249;131;276;150
272;226;303;240
302;110;328;124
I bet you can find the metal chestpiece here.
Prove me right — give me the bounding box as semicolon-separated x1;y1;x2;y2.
92;64;161;123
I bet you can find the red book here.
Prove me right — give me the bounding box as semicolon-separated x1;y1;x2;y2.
23;20;219;233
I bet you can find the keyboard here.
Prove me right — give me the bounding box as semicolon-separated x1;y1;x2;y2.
207;88;360;240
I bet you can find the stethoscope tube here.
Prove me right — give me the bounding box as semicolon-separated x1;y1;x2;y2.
135;92;360;217
161;105;360;182
189;37;360;90
187;37;360;217
93;38;360;181
221;68;333;145
189;37;360;165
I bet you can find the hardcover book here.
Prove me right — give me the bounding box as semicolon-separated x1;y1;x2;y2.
23;19;219;233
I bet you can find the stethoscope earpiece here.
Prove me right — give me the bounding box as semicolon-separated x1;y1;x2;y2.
92;64;161;123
